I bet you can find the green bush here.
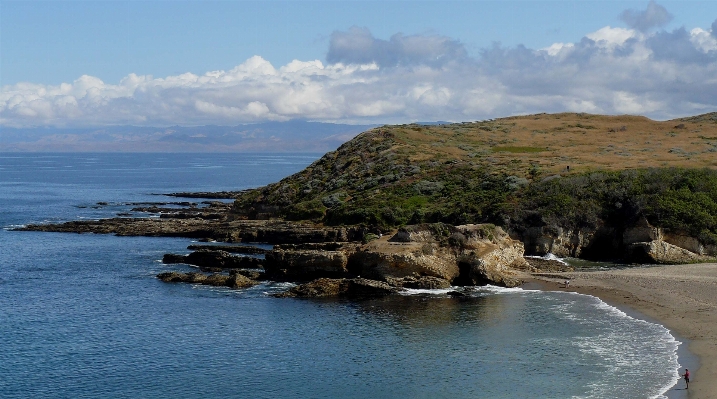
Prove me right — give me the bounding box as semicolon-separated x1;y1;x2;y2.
512;168;717;240
283;199;326;221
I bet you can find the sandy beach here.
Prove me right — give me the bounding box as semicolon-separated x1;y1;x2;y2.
523;263;717;399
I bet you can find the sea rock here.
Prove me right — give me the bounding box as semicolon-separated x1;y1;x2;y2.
187;244;268;255
227;273;259;288
164;191;244;199
385;275;452;289
162;254;188;264
157;271;187;282
16;218;365;245
157;271;259;288
276;277;398;298
454;225;527;287
346;278;398;296
233;270;265;280
228;224;363;244
352;230;459;281
352;224;527;287
276;278;344;297
203;274;231;286
157;271;207;284
264;249;350;280
183;250;264;269
274;242;347;251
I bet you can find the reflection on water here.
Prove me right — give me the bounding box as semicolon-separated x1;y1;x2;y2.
350;293;513;329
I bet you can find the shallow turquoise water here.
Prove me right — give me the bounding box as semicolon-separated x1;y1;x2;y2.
0;153;681;398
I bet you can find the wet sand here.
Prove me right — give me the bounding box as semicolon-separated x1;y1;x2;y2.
522;263;717;399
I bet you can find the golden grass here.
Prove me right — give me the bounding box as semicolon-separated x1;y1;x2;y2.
384;113;717;177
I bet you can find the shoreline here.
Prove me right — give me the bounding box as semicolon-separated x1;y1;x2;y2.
521;263;717;399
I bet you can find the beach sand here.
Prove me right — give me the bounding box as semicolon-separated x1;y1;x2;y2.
522;263;717;399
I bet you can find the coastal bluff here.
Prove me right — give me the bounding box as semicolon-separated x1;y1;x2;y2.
17;112;717;293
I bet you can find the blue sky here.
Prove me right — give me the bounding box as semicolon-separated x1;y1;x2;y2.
2;1;717;127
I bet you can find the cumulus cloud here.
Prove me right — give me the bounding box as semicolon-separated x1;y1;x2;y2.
3;8;717;128
620;0;673;32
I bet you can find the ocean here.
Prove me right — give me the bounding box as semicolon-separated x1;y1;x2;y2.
0;153;681;398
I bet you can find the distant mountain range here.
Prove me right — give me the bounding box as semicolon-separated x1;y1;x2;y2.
0;121;378;152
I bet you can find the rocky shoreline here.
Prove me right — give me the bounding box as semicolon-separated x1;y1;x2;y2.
15;199;572;297
16;190;715;298
15;112;717;297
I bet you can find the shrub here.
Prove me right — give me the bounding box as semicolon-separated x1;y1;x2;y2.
283;199;326;221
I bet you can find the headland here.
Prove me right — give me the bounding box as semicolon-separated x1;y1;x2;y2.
15;112;717;396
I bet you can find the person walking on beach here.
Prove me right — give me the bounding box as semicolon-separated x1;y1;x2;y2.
681;369;690;389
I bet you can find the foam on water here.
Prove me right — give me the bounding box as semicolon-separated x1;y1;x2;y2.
402;284;681;398
526;252;570;264
545;291;681;399
401;287;455;295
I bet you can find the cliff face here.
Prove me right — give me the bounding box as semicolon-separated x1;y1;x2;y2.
515;216;717;262
230;112;717;264
263;223;527;287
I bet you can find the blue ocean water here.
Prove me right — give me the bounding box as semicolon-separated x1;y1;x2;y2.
0;153;681;399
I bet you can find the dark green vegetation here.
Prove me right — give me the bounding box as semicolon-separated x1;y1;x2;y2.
516;168;717;245
232;113;717;247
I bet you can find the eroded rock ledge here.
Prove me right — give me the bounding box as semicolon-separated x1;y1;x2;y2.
17;201;716;297
154;223;532;296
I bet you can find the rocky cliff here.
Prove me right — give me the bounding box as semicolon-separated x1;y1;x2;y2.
227;112;717;264
261;223;528;287
157;223;531;294
17;112;717;291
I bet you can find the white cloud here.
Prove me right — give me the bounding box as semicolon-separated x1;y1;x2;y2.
585;26;638;48
541;42;574;57
690;28;717;53
3;14;717;127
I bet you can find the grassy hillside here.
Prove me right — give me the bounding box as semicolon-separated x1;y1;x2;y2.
232;112;717;244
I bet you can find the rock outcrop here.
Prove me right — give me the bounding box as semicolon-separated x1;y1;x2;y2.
162;249;264;270
264;248;353;281
622;219;717;263
17;218;365;244
275;277;398;298
626;240;706;264
157;271;259;288
352;223;527;287
452;224;527;287
385;275;452;289
186;244;268;255
518;225;616;258
519;217;717;264
351;242;459;282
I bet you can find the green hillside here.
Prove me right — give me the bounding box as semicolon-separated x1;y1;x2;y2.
232;113;717;246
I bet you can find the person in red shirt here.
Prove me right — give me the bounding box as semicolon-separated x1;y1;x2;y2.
681;369;690;389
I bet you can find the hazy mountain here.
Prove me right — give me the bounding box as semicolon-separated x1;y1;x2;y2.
0;121;377;152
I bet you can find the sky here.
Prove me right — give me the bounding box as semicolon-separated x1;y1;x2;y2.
2;0;717;128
